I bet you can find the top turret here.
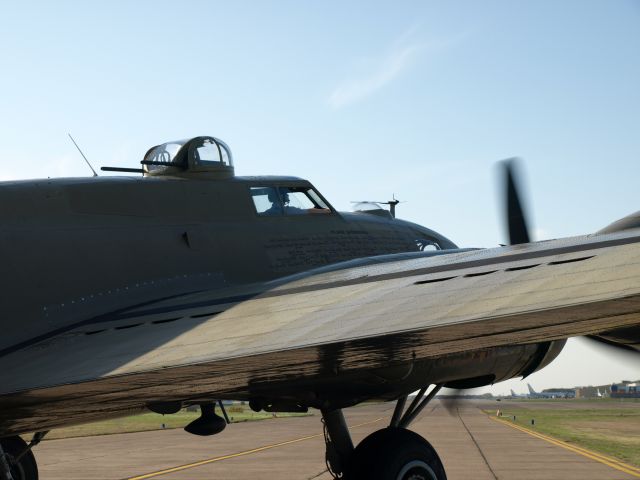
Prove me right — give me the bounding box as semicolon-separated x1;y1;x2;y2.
142;136;234;179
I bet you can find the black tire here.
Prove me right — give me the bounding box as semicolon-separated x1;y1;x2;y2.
0;436;38;480
349;427;446;480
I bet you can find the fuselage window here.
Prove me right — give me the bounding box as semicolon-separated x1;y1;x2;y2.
251;186;332;216
416;238;441;251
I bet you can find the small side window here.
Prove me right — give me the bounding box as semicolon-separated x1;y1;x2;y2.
416;238;441;251
251;187;283;216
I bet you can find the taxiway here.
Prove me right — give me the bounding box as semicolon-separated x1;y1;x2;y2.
34;401;639;479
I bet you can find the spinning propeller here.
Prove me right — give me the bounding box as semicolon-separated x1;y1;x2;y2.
501;159;638;357
440;159;637;413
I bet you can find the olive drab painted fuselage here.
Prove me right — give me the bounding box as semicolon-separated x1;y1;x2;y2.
0;174;455;353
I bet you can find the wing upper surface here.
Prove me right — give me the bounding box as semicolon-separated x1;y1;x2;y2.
3;229;640;395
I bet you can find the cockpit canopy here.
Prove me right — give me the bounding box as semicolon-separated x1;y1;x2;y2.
142;136;234;178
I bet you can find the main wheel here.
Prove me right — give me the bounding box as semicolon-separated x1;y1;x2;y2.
349;427;446;480
0;436;38;480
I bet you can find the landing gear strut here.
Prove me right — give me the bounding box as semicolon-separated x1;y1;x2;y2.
322;385;446;480
322;409;354;476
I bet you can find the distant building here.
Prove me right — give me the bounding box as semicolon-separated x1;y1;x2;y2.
611;380;640;399
541;388;575;398
574;384;611;398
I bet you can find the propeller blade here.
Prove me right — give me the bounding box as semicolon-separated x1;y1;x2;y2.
502;159;531;245
439;388;463;416
495;161;638;370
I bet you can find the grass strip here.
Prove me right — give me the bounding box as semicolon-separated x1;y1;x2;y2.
485;404;640;468
36;407;311;441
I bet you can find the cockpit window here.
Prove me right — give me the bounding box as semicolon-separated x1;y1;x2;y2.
251;187;283;216
251;186;331;216
280;187;317;210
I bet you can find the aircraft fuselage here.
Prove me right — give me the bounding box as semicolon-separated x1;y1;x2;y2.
0;174;455;355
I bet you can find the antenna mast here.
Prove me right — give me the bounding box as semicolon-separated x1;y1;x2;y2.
68;133;98;177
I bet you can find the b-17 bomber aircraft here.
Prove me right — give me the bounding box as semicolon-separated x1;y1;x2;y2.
0;136;639;480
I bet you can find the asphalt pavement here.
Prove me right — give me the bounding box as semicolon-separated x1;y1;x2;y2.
34;401;639;480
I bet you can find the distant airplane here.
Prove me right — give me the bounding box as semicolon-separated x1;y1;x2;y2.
527;383;554;398
510;389;528;398
527;384;575;399
0;136;638;480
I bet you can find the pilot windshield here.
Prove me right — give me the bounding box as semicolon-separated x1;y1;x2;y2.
251;187;284;216
251;186;330;216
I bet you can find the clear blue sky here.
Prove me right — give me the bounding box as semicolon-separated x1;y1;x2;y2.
1;1;638;393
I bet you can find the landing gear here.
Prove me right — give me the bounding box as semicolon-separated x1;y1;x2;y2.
0;436;38;480
350;428;445;480
321;385;446;480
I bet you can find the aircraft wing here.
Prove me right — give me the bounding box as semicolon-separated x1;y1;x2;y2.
1;228;639;434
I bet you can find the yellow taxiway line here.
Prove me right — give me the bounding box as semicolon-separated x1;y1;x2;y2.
126;417;384;480
490;416;640;478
